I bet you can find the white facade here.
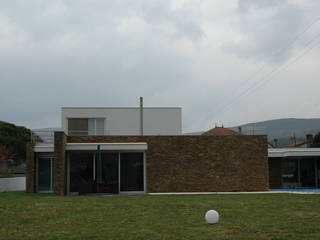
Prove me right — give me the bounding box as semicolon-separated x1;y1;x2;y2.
268;148;320;158
61;107;182;136
0;177;26;192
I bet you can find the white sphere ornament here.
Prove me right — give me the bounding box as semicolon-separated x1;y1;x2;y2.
205;210;219;224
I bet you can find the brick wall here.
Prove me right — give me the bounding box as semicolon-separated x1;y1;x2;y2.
26;143;35;193
67;135;268;192
54;132;67;195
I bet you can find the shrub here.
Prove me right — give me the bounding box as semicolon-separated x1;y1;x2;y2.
0;168;15;178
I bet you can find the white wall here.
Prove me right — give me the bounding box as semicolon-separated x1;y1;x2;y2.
0;177;26;192
61;107;182;135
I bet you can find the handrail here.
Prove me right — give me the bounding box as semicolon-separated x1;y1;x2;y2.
68;130;110;136
30;130;55;143
30;130;111;143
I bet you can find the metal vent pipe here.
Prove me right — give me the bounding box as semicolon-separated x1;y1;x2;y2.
140;97;143;136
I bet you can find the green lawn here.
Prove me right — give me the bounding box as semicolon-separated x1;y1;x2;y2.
0;192;319;240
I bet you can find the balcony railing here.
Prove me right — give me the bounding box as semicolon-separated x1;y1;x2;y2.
30;130;55;144
68;130;110;136
30;129;111;143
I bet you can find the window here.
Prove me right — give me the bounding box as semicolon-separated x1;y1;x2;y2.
120;152;144;192
68;151;145;194
69;152;94;193
88;118;105;135
282;159;299;187
68;118;105;136
38;157;54;192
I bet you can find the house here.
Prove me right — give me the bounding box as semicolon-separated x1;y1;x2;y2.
61;106;182;136
268;134;320;189
26;100;268;195
202;125;240;136
281;134;314;148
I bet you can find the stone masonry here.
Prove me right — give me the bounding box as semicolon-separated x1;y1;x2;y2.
53;132;67;195
26;134;268;194
26;143;35;193
68;135;269;193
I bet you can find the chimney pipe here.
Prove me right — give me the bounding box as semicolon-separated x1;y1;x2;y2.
140;97;143;136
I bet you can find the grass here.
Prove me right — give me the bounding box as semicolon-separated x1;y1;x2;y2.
0;192;319;240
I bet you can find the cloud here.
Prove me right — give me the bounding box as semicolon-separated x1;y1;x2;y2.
222;0;304;63
0;0;320;133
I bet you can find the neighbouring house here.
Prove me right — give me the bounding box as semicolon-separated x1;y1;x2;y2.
268;134;320;189
202;125;240;136
282;140;308;148
281;134;314;148
26;100;268;195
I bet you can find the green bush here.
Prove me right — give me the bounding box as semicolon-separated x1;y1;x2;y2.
311;132;320;147
0;168;15;178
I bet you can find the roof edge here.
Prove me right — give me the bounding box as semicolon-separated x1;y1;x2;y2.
61;107;182;109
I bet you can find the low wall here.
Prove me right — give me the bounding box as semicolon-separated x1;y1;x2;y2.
0;177;26;192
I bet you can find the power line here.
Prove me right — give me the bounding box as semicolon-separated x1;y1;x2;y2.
212;34;320;118
210;17;320;118
237;17;320;87
214;37;320;117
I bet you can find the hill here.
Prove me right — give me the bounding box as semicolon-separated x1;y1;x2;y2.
184;118;320;147
229;118;320;146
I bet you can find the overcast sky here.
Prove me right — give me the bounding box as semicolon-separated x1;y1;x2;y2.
1;0;320;133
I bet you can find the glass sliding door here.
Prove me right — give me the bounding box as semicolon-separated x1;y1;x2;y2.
120;152;144;192
68;119;88;135
89;118;105;136
69;118;105;136
317;159;320;188
300;159;316;187
97;153;119;194
68;151;145;194
282;159;299;188
38;157;53;192
282;158;318;188
69;152;94;194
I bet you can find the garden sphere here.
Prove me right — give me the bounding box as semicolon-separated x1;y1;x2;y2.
205;210;219;224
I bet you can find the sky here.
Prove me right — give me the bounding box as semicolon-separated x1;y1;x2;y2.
1;0;320;133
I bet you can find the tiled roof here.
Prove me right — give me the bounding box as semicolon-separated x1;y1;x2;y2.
202;127;240;136
282;140;307;148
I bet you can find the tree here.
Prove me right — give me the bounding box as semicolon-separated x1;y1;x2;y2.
0;121;31;164
311;132;320;147
0;144;16;164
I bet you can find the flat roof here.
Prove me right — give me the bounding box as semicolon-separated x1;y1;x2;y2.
61;107;182;109
268;148;320;158
34;142;148;152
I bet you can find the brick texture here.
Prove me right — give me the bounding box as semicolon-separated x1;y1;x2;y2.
66;135;268;192
54;132;67;195
26;143;35;193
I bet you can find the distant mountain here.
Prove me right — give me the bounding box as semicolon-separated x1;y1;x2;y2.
184;118;320;147
231;118;320;146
